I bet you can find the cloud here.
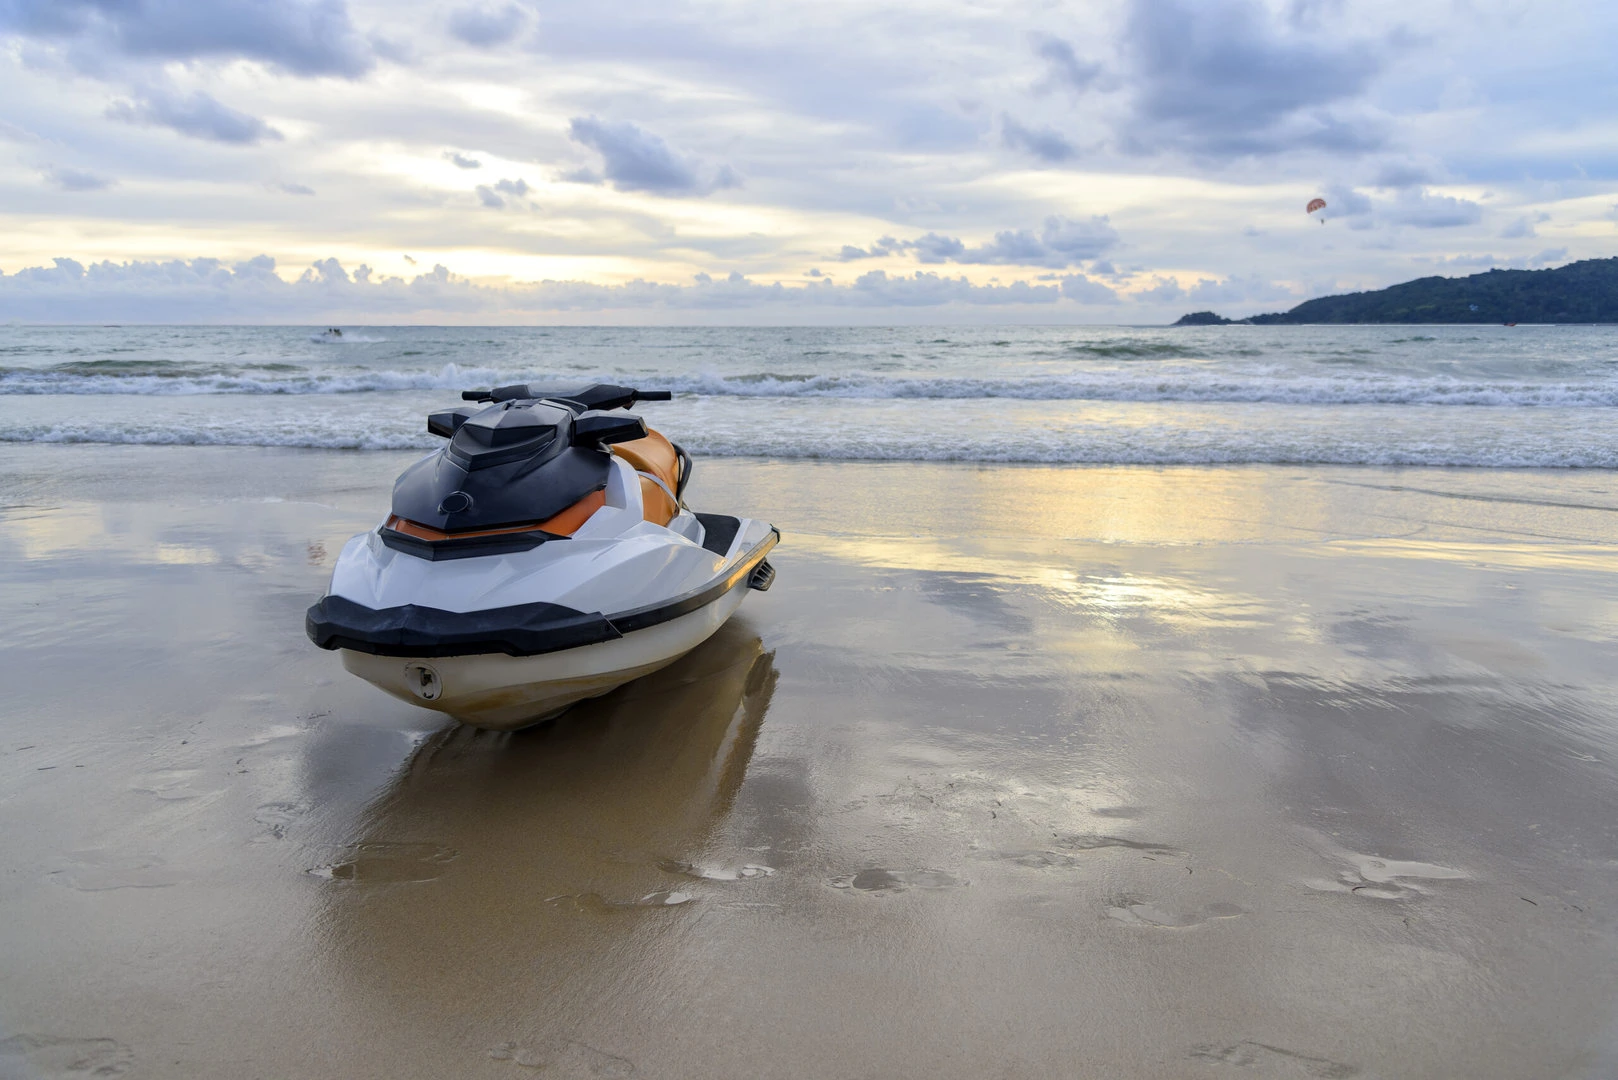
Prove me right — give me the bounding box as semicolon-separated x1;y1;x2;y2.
474;177;532;208
0;0;374;77
1181;273;1299;306
1059;274;1118;303
1033;216;1121;263
1315;184;1483;230
1001;114;1078;163
0;257;1088;322
1032;34;1102;93
447;4;527;47
902;234;963;262
1128;272;1296;308
1318;184;1373;225
1422;249;1568;272
444;152;482;170
1499;215;1536;239
891;106;979;151
106;88;281;144
1134;276;1185;303
41;165;113;191
272;182;315;195
565;117;740;196
837;216;1119;268
1423;254;1501;269
848;270;1059;307
1384;188;1482;228
1370;160;1434;189
1120;0;1385;157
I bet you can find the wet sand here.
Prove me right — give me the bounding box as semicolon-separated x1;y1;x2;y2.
3;445;1618;1079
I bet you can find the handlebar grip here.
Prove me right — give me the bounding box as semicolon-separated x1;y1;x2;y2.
461;390;493;401
636;390;673;401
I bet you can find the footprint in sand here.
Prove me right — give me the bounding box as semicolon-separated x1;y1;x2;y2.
658;859;776;881
1191;1040;1357;1078
130;769;220;802
488;1038;634;1076
305;841;457;883
982;834;1184;870
0;1034;135;1077
47;852;188;892
253;801;305;841
1106;898;1245;928
827;868;964;892
1058;833;1184;856
545;891;694;911
1305;852;1466;901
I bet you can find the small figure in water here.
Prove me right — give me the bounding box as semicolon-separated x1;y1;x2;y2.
327;328;343;337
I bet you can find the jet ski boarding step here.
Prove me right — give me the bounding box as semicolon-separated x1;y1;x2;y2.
694;513;741;557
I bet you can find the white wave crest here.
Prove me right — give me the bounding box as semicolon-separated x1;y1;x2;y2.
5;420;1614;468
4;364;1618;407
0;363;505;396
308;333;388;344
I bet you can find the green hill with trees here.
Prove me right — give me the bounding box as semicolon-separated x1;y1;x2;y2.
1175;257;1618;325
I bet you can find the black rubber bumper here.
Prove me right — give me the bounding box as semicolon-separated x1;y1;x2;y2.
306;595;618;658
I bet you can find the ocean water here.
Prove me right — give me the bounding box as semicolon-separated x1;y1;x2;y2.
2;323;1616;467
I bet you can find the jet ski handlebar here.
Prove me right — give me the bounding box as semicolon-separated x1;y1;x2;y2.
460;383;673;410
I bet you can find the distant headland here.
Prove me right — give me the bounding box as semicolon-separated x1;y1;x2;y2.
1176;257;1618;325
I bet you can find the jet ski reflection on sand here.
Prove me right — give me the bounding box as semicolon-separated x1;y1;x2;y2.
306;383;779;730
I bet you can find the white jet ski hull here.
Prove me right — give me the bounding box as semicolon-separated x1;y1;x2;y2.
338;579;751;729
306;383;779;730
310;451;777;730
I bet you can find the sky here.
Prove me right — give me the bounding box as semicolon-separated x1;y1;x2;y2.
1;0;1615;324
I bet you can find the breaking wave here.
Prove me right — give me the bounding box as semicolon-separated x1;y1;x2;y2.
5;412;1615;467
4;363;1618;407
3;324;1616;469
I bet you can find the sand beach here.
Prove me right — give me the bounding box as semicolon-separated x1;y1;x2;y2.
3;444;1618;1078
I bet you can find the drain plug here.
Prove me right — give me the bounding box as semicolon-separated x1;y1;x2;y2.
404;663;442;701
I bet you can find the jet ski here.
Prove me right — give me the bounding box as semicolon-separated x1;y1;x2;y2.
305;383;779;730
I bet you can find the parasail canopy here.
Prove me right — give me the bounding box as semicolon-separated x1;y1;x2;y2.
1306;197;1327;223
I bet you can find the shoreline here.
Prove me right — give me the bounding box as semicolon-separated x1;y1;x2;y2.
7;442;1617;548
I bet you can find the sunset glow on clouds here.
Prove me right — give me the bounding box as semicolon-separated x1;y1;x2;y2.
2;0;1615;323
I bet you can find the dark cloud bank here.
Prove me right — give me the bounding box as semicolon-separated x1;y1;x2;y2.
106;87;282;144
1;0;369;158
1024;0;1390;161
0;256;1139;322
0;0;375;76
838;216;1119;268
447;3;527;48
564;117;740;196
